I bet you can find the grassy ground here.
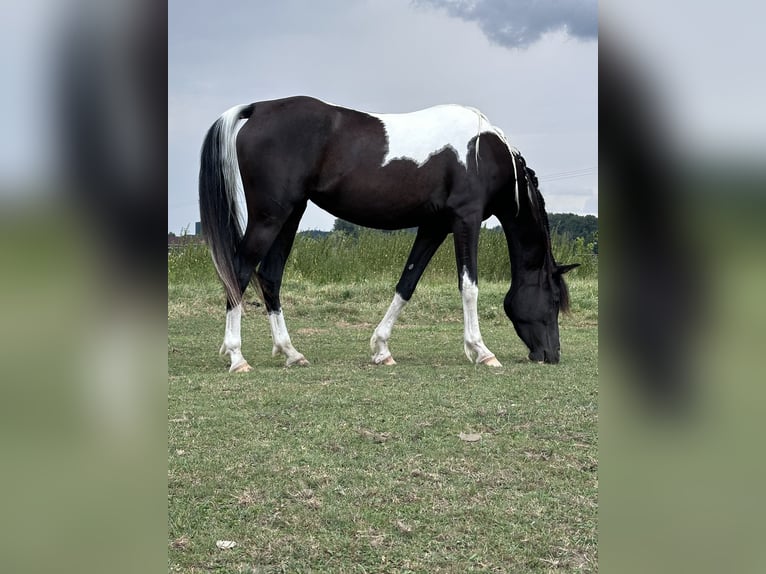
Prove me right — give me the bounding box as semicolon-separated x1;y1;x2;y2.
168;271;598;573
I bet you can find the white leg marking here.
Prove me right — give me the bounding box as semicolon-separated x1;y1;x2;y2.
219;303;251;372
370;293;407;364
268;310;308;366
460;269;502;366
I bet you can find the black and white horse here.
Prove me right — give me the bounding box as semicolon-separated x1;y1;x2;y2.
199;96;577;372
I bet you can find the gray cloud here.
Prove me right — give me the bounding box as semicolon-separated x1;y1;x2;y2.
168;0;597;232
415;0;597;48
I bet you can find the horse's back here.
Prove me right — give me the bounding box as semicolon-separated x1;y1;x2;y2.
237;96;336;153
238;96;506;168
234;96;513;230
235;97;339;194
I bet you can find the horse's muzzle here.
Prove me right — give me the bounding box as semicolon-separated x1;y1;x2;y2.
529;349;560;364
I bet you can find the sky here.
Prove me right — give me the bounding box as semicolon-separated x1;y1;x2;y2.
168;0;598;233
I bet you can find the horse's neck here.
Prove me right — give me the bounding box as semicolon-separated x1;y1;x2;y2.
499;215;550;283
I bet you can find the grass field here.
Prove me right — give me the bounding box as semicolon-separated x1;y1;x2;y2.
168;239;598;573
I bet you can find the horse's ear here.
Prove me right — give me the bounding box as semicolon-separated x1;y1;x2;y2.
556;263;580;275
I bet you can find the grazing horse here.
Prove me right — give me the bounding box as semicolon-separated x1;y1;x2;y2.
199;96;577;372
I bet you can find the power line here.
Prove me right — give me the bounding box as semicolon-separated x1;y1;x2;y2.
540;166;598;176
538;167;598;182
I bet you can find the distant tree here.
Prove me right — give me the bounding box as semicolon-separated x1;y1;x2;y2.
332;219;417;236
489;214;597;252
332;218;362;237
548;213;598;247
298;229;332;239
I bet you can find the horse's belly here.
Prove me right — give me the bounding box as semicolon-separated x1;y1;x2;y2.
309;181;440;230
310;149;460;230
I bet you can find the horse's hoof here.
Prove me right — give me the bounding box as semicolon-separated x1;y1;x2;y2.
230;361;252;373
287;356;310;367
372;354;396;365
480;355;502;367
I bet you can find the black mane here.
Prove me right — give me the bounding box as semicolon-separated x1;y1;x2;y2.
526;166;572;313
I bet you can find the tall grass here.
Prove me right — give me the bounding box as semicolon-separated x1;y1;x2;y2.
168;228;597;287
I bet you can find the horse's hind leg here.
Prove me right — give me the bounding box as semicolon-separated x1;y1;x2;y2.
220;256;255;373
257;201;309;367
220;205;301;372
371;225;448;364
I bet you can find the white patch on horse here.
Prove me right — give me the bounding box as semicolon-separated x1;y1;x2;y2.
370;293;407;364
460;268;501;366
219;303;249;372
219;105;248;233
268;310;307;366
370;105;495;168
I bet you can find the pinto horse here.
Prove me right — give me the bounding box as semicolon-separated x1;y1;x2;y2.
199;96;577;372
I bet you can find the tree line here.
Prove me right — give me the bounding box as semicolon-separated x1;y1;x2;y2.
173;213;598;253
304;214;598;253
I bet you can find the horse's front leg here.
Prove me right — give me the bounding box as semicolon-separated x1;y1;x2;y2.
370;226;448;364
454;220;502;367
370;293;406;365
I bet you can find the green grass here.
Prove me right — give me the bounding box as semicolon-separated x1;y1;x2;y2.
168;243;598;574
168;228;597;286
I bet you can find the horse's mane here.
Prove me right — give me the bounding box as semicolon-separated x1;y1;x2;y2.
524;164;572;313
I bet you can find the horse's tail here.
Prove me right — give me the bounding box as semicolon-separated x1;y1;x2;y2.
198;103;255;306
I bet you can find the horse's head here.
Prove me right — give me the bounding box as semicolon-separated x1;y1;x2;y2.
501;154;579;364
503;263;579;364
495;151;583;364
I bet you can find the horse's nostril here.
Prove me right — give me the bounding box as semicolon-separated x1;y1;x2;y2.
545;350;561;364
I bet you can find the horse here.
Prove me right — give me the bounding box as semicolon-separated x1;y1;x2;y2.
199;96;578;372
